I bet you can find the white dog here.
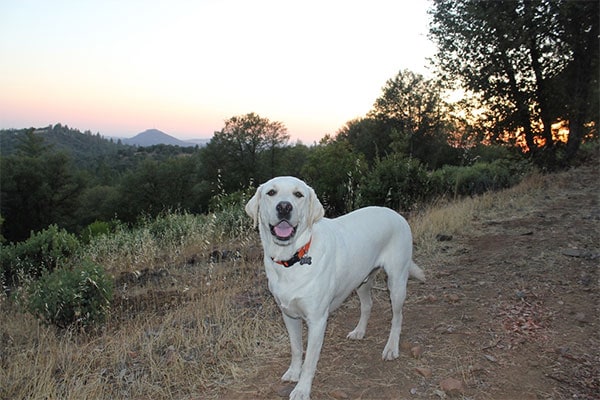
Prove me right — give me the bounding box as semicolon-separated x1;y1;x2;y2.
245;176;424;400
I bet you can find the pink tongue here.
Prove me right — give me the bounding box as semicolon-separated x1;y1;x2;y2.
274;221;294;237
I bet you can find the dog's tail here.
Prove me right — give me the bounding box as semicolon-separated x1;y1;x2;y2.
409;261;426;282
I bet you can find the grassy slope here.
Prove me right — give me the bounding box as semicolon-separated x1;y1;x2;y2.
0;166;592;399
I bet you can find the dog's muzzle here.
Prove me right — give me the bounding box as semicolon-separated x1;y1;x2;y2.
270;220;297;241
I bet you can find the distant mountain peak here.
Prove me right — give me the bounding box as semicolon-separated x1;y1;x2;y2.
123;129;205;147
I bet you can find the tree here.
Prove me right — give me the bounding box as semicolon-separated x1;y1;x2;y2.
204;113;290;191
555;1;599;161
115;157;199;222
429;0;599;166
367;70;458;168
1;145;84;242
335;118;391;165
16;128;51;157
301;137;367;215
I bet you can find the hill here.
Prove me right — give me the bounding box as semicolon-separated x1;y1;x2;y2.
123;129;209;147
0;124;127;164
1;164;597;399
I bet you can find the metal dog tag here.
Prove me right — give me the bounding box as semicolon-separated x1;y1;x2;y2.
299;256;312;265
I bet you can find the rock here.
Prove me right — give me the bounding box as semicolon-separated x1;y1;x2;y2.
436;233;453;242
447;294;460;303
439;377;465;396
411;344;424;359
574;312;588;323
415;367;432;378
274;384;294;398
329;389;349;399
483;354;497;363
562;248;585;257
426;294;438;302
401;341;414;352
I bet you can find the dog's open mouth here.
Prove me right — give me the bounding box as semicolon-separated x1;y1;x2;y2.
270;220;297;241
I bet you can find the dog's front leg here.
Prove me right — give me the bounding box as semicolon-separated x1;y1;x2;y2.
289;317;327;400
281;313;303;382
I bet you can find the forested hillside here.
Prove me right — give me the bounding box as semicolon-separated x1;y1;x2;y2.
1;69;597;244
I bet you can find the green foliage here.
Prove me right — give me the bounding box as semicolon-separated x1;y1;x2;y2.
429;0;599;165
431;160;527;198
203;112;290;191
1;225;80;286
0;215;5;244
358;155;431;211
80;220;113;244
302;138;367;215
335;118;392;164
1;146;85;242
367;69;460;169
25;260;113;329
116;157;200;223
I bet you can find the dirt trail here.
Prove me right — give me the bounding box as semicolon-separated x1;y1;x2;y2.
223;165;599;400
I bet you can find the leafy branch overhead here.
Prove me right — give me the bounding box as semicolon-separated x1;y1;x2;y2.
429;0;599;163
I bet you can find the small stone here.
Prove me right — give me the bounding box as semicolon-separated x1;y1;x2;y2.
574;312;587;323
439;377;465;396
415;367;432;378
329;389;349;399
275;384;294;398
562;248;584;257
447;294;460;303
483;354;497;363
436;233;453;242
426;294;438;302
411;345;424;359
401;341;414;352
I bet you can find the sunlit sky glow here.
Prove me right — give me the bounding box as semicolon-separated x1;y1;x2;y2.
0;0;435;143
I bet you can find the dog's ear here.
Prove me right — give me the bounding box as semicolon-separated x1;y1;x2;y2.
308;186;325;225
245;186;261;228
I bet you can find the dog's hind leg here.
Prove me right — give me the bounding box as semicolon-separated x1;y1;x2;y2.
347;273;376;340
382;268;409;360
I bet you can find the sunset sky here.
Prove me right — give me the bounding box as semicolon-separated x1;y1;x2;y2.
0;1;435;143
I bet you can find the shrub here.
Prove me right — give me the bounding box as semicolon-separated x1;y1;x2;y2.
1;225;80;287
80;220;112;244
358;155;431;211
430;160;528;198
26;260;113;329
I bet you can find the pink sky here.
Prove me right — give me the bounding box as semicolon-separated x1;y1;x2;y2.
0;1;435;143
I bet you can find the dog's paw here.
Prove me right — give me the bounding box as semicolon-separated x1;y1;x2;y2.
382;346;400;361
281;367;301;383
346;329;365;340
289;384;311;400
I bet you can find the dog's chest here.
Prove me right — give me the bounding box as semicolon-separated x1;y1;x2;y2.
266;268;318;319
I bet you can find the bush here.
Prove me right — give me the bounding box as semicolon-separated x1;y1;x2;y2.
26;260;113;329
0;225;80;287
80;220;112;244
358;155;431;211
430;160;528;198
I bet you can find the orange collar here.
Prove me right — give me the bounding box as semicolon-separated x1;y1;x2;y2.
272;238;312;268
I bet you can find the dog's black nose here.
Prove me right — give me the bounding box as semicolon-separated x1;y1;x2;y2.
276;201;293;219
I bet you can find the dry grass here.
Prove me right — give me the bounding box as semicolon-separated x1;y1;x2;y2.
410;169;545;262
0;170;559;400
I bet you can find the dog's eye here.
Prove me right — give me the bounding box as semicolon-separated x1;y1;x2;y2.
294;191;304;198
266;189;277;196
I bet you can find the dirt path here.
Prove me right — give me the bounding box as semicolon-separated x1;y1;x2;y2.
223;165;599;399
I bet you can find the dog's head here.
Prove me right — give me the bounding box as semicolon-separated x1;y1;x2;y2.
245;176;324;246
